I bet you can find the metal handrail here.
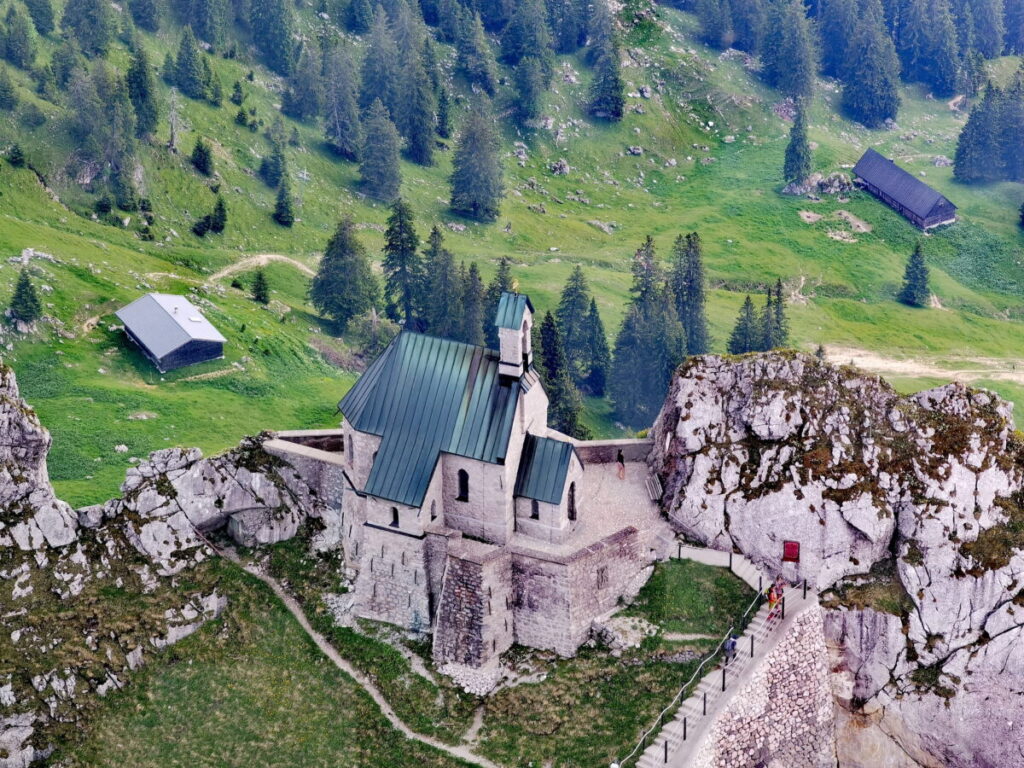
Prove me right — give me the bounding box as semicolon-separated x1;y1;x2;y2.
614;582;780;767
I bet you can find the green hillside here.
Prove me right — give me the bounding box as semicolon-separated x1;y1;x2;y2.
2;0;1023;505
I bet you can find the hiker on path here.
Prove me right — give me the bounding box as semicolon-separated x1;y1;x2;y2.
616;448;625;480
724;634;738;665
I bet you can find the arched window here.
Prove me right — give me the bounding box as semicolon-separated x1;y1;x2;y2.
430;500;437;521
457;469;469;501
530;499;540;520
568;482;577;521
390;507;399;527
348;435;354;464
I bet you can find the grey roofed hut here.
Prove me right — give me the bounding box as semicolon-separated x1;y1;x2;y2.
115;293;226;373
853;148;957;229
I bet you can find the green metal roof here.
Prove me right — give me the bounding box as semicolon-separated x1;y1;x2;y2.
338;332;521;507
514;434;576;504
494;292;534;329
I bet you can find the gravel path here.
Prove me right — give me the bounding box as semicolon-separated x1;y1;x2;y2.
207;253;317;282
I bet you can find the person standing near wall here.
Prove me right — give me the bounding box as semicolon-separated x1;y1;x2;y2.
616;448;625;480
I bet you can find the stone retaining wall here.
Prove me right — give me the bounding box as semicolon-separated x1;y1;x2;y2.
691;605;836;768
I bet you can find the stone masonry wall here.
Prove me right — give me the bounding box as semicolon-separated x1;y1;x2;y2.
432;539;514;666
566;527;644;649
353;524;432;632
511;554;571;653
691;605;836;768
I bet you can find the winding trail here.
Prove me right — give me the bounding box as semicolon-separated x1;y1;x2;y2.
826;346;1024;387
219;549;497;768
206;253;317;282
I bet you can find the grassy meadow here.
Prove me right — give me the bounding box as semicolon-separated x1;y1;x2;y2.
0;0;1022;507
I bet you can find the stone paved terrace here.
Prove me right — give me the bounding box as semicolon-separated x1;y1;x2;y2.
508;459;667;558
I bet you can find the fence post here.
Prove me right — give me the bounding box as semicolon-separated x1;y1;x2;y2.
703;691;707;716
750;634;754;658
781;596;786;620
683;717;687;741
678;543;681;559
664;739;669;763
729;551;733;571
803;579;808;600
758;574;762;592
722;666;726;691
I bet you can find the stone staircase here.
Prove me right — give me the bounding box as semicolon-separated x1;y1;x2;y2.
625;544;812;768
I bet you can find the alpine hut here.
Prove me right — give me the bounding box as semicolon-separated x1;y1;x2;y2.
853;148;957;229
116;293;226;373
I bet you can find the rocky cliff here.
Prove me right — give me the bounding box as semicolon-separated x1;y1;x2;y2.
0;364;325;766
650;352;1024;768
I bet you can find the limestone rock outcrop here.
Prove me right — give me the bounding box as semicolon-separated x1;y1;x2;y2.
650;352;1024;768
0;364;323;764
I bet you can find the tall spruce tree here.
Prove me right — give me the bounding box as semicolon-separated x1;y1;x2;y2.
421;226;462;338
500;0;554;78
783;104;812;183
382;198;422;326
23;0;54;37
455;11;498;95
548;0;586;53
970;0;1005;57
898;242;929;307
359;99;402;201
0;65;17;111
555;265;593;387
127;44;159;137
191;137;214;175
9;268;41;323
539;311;587;438
310;217;380;331
193;0;229;48
1007;0;1024;54
841;0;901;127
459;262;485;345
671;232;710;355
282;41;322;121
436;86;452;138
400;52;435;165
449;96;503;221
582;298;610;395
819;0;858;77
588;45;625;121
128;0;161;32
252;269;270;304
360;8;400;114
773;278;789;347
250;0;293;74
732;0;767;53
696;0;734;49
954;83;1004;182
346;0;373;33
3;7;37;69
758;287;778;351
272;178;294;226
62;0;115;57
175;27;207;99
514;56;546;126
761;0;816;99
323;45;362;160
210;195;227;233
924;0;961;96
727;295;759;354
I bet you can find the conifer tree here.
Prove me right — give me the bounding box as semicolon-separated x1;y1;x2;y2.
456;12;498;95
924;0;960;96
555;265;593;386
954;83;1004;182
548;0;586;53
1018;201;1024;229
484;255;513;348
282;41;322;121
436;86;452;138
210;195;227;233
23;0;54;37
696;0;734;49
671;232;710;355
62;0;115;57
7;143;24;167
819;0;858;77
250;0;293;75
727;296;759;354
175;27;207;99
773;278;789;347
346;0;373;33
970;0;1005;57
127;44;159;137
360;8;400;114
260;140;287;188
359;99;402;201
421;226;462;338
583;298;610;396
3;7;36;69
514;56;545;126
450;96;503;221
194;0;229;48
323;45;362;160
382;198;422;326
841;0;901;127
252;269;270;304
230;80;244;105
761;0;816;99
731;0;767;53
0;66;17;111
539;311;587;438
400;52;436;165
898;242;929;307
1007;0;1024;54
783;104;812;183
129;0;160;32
272;177;294;226
758;287;778;351
500;0;554;78
459;262;485;345
585;35;622;120
958;48;987;98
10;268;41;324
310;217;380;331
191;137;214;175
